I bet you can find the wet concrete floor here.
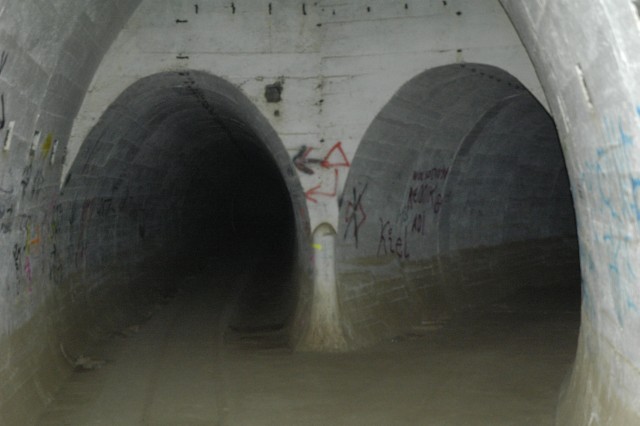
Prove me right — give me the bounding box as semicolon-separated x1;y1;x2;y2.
37;266;580;425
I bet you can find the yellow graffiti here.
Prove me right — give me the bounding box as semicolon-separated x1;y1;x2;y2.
313;243;323;250
41;133;53;157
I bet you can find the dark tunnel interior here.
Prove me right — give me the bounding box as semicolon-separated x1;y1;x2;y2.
61;72;300;337
178;123;298;331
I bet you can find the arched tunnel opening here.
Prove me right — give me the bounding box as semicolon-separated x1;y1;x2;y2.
335;63;582;419
338;63;581;330
58;71;306;343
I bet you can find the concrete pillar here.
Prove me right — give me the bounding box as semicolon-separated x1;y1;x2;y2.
297;223;347;351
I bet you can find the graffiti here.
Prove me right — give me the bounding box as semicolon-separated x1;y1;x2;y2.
411;212;427;236
0;181;14;232
305;169;338;203
20;164;32;197
0;94;5;131
0;50;7;76
25;222;41;255
12;243;22;273
293;146;316;175
41;133;53;158
0;51;8;130
296;141;351;203
396;166;449;239
406;167;447;214
582;113;640;324
343;183;368;247
406;183;444;213
294;141;350;175
377;218;410;259
412;167;449;181
20;159;47;201
24;256;32;283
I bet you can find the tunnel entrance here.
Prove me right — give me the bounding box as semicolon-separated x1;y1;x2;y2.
334;63;581;418
60;71;309;341
337;63;581;343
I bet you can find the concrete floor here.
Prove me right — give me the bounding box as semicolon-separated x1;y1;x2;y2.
37;265;580;426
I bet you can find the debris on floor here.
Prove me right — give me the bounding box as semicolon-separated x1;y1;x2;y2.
60;344;107;371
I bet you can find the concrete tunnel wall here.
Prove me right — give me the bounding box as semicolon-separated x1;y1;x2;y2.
0;0;638;424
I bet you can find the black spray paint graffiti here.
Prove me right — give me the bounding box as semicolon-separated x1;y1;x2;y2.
406;182;444;213
377;219;410;259
12;243;22;275
343;183;367;248
412;168;448;181
293;146;321;175
20;164;32;197
293;142;350;176
0;177;15;233
406;167;448;214
410;211;428;236
19;164;46;200
0;51;8;131
12;240;30;294
373;166;449;257
403;167;448;238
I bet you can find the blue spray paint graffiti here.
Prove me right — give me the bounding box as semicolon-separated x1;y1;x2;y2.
582;113;640;325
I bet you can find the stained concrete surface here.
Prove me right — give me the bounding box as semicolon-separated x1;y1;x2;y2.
37;263;579;426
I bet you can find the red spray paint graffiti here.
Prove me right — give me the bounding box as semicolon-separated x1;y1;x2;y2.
293;141;351;203
305;169;339;203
